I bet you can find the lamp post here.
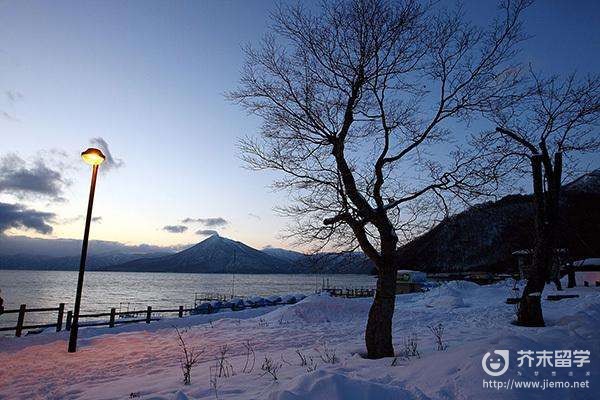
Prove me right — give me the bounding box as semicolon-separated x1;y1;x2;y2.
68;148;105;353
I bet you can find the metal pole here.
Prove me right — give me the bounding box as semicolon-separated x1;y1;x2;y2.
68;164;99;353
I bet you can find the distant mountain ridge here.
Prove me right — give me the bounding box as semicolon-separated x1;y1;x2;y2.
0;234;374;274
0;252;170;271
102;235;375;274
3;170;597;274
397;169;600;272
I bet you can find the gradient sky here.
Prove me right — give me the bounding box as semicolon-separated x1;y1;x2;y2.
1;0;599;251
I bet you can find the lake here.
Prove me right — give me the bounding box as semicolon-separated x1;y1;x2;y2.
0;270;376;333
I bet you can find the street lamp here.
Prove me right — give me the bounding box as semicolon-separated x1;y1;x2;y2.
68;147;105;353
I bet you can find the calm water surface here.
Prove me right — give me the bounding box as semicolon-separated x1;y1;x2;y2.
0;270;376;331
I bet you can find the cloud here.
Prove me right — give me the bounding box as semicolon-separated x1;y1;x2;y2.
195;229;218;236
59;215;83;224
1;91;22;121
0;153;68;200
60;215;102;225
89;137;124;171
0;202;55;234
163;225;188;233
6;90;23;103
248;213;261;220
181;217;228;227
0;110;18;121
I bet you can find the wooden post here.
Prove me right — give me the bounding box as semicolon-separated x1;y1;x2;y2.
109;308;116;328
56;303;65;332
178;305;184;318
15;304;26;337
146;306;152;323
66;311;73;331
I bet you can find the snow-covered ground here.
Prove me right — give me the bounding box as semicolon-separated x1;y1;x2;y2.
0;280;598;400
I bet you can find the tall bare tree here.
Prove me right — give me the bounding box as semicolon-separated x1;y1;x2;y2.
230;0;529;358
486;71;600;326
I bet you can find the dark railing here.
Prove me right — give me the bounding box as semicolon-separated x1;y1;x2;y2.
70;305;190;329
0;303;65;337
0;304;192;337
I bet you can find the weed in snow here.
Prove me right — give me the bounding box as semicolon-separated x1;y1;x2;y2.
174;326;204;385
428;323;448;351
260;355;281;381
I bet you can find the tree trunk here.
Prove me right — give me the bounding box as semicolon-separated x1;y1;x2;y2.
567;266;577;288
516;155;547;326
546;152;563;291
517;277;545;326
365;266;397;358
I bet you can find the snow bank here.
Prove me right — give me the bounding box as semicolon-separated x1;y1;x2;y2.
264;293;370;324
415;280;482;308
268;370;416;400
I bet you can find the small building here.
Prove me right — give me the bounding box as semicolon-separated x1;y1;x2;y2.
396;270;428;294
570;258;600;287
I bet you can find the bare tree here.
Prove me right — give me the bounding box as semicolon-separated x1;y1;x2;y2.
230;0;529;358
485;71;600;326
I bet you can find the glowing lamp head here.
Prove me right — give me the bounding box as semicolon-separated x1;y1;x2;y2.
81;148;106;166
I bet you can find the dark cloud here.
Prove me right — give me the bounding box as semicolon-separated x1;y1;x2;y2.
89;137;124;171
196;229;218;236
181;217;228;227
0;153;68;199
163;225;188;233
0;202;55;234
92;216;103;223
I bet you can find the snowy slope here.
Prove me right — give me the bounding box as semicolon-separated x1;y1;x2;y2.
262;247;306;262
1;281;598;399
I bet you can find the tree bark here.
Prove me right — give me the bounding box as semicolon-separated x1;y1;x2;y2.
517;155;547;326
365;265;397;358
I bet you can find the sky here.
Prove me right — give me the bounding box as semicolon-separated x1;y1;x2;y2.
1;0;599;252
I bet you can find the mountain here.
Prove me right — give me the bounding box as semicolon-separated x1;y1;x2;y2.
0;234;178;270
300;253;375;274
262;246;306;262
397;170;600;273
262;246;375;274
563;169;600;194
102;234;300;274
0;252;171;271
0;234;179;257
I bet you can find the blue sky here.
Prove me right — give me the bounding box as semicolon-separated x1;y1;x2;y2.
1;0;599;250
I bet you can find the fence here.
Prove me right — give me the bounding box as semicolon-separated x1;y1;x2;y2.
0;304;192;337
0;303;65;337
321;287;375;298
